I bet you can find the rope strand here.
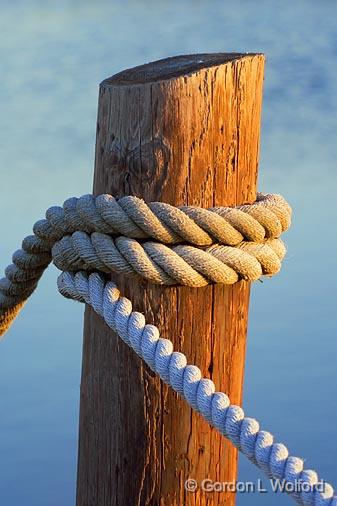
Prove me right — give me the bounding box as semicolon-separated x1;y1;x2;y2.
0;192;290;335
57;270;337;506
1;190;336;503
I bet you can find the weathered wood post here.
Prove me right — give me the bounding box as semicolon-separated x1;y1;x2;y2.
77;53;264;506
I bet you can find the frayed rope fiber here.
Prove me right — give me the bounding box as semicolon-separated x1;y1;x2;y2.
1;191;336;504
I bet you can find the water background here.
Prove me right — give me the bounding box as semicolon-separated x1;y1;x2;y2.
0;1;337;504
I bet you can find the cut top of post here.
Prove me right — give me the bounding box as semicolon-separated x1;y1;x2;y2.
102;52;263;86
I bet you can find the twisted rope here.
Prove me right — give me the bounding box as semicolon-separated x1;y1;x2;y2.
52;234;286;286
0;192;290;335
0;190;336;503
39;192;291;245
58;270;337;506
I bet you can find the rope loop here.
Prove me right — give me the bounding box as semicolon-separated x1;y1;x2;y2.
0;192;291;334
1;190;337;504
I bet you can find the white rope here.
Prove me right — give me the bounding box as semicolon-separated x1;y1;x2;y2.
1;191;336;504
58;270;337;506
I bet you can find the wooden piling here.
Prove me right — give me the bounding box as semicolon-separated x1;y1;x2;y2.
76;53;265;506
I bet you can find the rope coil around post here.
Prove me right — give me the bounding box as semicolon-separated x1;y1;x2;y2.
0;192;290;334
1;191;336;504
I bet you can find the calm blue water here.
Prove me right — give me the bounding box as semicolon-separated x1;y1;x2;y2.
0;1;336;505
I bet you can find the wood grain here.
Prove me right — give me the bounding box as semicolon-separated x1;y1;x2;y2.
76;53;265;506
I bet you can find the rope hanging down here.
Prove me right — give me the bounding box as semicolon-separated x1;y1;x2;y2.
59;270;337;506
0;191;336;504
